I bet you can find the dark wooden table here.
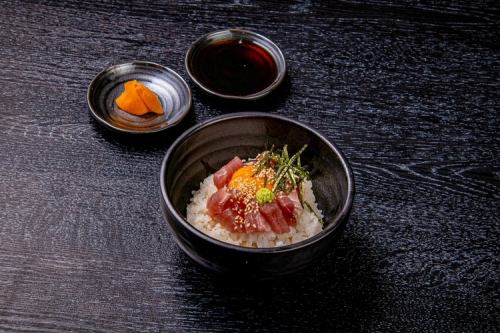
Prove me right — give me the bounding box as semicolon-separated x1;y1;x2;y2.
1;1;498;331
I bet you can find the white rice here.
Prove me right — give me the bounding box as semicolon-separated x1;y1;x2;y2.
186;175;323;248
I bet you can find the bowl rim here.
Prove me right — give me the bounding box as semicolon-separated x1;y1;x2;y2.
87;60;192;134
160;112;355;253
185;28;286;100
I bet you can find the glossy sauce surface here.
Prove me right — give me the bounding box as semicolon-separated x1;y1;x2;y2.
190;39;278;96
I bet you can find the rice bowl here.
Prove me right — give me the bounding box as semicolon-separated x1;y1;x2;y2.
160;112;354;277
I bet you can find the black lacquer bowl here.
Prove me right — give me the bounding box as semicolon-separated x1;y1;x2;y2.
160;113;354;278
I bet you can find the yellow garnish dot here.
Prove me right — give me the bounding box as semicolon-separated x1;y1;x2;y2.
228;165;273;195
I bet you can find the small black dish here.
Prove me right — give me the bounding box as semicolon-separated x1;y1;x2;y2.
160;113;355;279
185;29;286;100
87;61;191;134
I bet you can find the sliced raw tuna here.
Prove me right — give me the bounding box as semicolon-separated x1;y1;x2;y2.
213;156;243;189
276;190;303;225
207;187;246;232
207;186;232;216
276;195;297;225
259;202;290;234
218;208;240;232
244;211;270;233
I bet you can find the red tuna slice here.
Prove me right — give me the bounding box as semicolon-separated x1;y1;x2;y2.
244;211;271;233
276;195;297;225
207;187;247;233
259;202;290;234
207;186;232;217
218;208;242;232
277;189;303;225
213;156;243;189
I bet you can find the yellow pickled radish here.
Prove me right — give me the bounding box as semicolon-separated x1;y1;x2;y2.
115;81;149;116
134;81;164;115
115;80;164;115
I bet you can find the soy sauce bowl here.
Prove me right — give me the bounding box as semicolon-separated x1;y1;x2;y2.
160;113;355;279
185;29;286;100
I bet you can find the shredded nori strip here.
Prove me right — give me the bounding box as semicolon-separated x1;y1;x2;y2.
254;144;310;194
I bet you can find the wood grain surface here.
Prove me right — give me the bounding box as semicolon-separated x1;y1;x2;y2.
0;0;498;332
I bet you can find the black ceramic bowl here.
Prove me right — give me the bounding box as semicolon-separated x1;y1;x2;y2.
160;113;354;278
87;61;191;134
185;29;286;100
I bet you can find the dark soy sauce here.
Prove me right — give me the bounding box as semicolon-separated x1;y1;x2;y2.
190;39;278;96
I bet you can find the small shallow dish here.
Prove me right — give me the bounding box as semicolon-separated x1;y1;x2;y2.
160;113;354;279
185;29;286;100
87;61;191;134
